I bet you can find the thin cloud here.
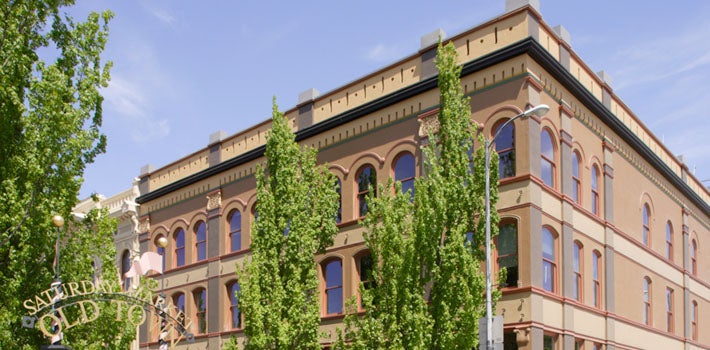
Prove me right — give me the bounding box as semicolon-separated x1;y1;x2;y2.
152;9;176;26
365;43;406;63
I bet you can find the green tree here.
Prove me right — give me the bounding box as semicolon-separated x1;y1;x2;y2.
0;1;113;348
228;98;339;349
337;42;499;350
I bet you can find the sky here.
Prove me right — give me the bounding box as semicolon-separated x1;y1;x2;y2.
68;0;710;199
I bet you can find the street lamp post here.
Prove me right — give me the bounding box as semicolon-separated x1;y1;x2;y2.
484;104;549;350
156;237;169;350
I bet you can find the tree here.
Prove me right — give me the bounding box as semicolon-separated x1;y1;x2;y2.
228;98;339;349
337;42;500;350
0;2;113;348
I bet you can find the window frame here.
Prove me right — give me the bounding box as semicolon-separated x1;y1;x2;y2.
335;178;342;224
665;221;673;262
121;250;132;291
194;221;207;262
643;277;652;326
495;221;519;288
227;281;241;329
322;258;344;315
571;151;581;204
174;228;186;267
540;129;556;188
573;241;583;302
691;300;698;340
592;250;601;308
542;227;558;293
666;287;674;333
393;152;416;200
355;252;374;310
591;165;600;216
356;165;377;218
193;288;207;334
691;239;698;276
228;210;242;253
493;119;516;179
642;204;651;247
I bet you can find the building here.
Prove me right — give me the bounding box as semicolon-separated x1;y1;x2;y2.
132;1;709;349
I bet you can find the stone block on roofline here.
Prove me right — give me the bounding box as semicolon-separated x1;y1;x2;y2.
208;130;226;146
298;88;320;105
505;0;540;13
139;164;154;176
553;25;571;45
420;29;446;50
596;70;613;86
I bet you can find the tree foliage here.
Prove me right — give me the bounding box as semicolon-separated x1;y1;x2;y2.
227;98;339;349
0;1;114;348
337;42;500;350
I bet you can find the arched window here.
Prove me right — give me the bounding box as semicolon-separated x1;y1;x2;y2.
194;288;207;334
691;300;698;340
496;222;518;288
571;151;581;203
356;165;377;217
322;258;343;315
665;221;673;261
573;241;583;301
121;250;132;291
642;204;651;247
542;227;557;293
592;250;601;308
195;221;207;262
666;287;674;332
174;228;185;267
228;210;242;252
228;282;241;329
494;120;515;178
394;152;415;200
335;178;342;224
540;129;555;187
591;165;600;216
691;239;698;276
643;277;652;325
173;292;185;315
356;252;374;309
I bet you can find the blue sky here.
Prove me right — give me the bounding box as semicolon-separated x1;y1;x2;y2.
70;0;710;199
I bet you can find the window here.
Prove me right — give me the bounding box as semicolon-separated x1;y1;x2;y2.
543;334;557;350
323;259;343;315
691;300;698;340
121;250;132;291
228;282;241;329
356;253;374;308
174;228;185;267
496;222;518;287
691;239;698;276
503;332;519;350
573;241;582;302
494;120;515;178
540;129;555;187
592;250;601;308
357;165;377;217
542;227;557;293
228;210;242;252
195;221;207;262
591;165;600;216
643;277;652;325
194;289;207;334
394;152;415;200
642;204;651;247
665;222;673;261
571;151;581;203
575;339;584;350
173;292;185;315
335;178;342;223
666;288;674;332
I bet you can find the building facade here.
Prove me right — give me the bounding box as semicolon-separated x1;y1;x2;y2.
133;1;709;349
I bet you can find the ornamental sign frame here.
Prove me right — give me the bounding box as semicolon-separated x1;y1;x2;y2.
22;278;194;349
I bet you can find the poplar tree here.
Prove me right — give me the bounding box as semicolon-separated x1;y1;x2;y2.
233;98;339;349
338;42;500;350
0;2;114;348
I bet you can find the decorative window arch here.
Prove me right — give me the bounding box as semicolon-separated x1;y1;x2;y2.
174;228;186;267
228;209;242;252
493;120;515;179
356;165;377;217
591;165;600;216
321;258;343;315
542;227;558;293
540;129;556;188
393;152;415;200
571;151;581;203
642;204;651;247
643;277;652;325
194;221;207;262
121;250;132;291
573;241;583;302
227;281;241;329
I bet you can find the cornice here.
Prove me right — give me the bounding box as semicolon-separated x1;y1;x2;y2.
136;38;709;217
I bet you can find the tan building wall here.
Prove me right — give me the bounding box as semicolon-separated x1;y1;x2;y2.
132;2;708;349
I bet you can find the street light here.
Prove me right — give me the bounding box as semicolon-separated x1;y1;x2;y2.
156;236;169;303
484;104;549;350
